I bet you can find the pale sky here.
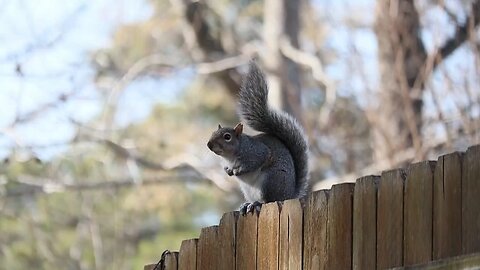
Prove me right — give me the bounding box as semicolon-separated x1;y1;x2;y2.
0;0;157;159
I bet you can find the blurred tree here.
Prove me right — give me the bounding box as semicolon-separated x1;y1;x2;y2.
263;0;302;119
374;0;427;164
374;0;480;165
1;0;479;269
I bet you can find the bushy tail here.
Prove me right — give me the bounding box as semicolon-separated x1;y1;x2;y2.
238;62;309;197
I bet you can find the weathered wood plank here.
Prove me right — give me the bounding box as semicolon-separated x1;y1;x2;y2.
258;202;280;270
353;175;379;270
144;147;480;270
197;226;219;270
179;239;198;270
392;252;480;270
303;190;329;270
377;169;405;269
327;183;355;270
279;199;303;270
404;161;435;266
462;145;480;254
164;251;179;270
236;210;258;270
218;211;238;270
433;152;462;260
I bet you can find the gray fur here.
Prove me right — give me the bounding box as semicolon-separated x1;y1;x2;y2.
207;61;309;207
238;62;309;198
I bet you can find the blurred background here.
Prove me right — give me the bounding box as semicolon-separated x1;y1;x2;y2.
0;0;479;269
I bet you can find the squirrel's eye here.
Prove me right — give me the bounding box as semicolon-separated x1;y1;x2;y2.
223;133;232;141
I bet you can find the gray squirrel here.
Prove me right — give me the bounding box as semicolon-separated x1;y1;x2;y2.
207;62;309;214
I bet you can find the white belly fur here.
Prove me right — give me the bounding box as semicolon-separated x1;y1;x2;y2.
236;169;265;202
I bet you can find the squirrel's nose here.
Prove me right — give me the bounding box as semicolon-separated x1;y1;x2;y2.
207;141;213;150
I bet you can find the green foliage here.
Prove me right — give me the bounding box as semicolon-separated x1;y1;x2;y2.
0;82;233;269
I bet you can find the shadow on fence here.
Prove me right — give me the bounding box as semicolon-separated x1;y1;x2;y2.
145;145;480;270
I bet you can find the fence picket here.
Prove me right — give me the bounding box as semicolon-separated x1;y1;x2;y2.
377;169;405;269
145;146;480;270
303;190;329;270
236;210;258;270
279;199;303;270
164;252;178;270
462;145;480;254
178;239;198;270
433;152;462;259
218;212;238;270
197;226;219;270
404;161;435;265
326;183;355;270
257;202;280;270
353;175;379;270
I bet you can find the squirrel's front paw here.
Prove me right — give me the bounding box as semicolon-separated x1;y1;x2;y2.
224;166;234;176
239;201;262;215
232;166;243;176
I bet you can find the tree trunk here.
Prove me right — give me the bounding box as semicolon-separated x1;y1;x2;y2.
177;0;241;95
263;0;303;121
374;0;427;164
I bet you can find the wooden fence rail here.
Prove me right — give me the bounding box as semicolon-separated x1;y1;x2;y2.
145;145;480;270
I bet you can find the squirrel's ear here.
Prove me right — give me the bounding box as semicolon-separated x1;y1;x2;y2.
234;123;243;136
218;124;222;129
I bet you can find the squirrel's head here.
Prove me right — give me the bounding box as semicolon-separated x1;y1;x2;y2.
207;123;243;158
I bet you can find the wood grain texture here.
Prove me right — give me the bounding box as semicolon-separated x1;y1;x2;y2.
279;199;303;270
164;252;179;270
433;152;462;260
462;145;480;254
257;202;280;270
218;212;238;270
143;148;480;270
377;169;405;269
391;252;480;269
236;211;258;270
303;190;329;270
353;175;379;270
179;239;198;270
326;183;355;270
197;226;219;270
404;161;435;266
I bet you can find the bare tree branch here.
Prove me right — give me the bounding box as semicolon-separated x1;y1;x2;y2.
10;90;76;127
196;54;251;74
431;0;480;70
0;4;84;63
102;54;178;130
279;37;336;126
313;138;448;190
3;175;212;197
101;139;165;171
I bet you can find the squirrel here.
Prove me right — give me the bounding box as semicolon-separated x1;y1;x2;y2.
207;61;309;214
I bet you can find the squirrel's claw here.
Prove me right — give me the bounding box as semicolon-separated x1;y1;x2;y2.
239;202;249;215
224;166;234;176
239;201;262;215
246;202;261;213
232;166;242;176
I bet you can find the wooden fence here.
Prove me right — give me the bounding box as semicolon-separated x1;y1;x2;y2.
145;145;480;270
